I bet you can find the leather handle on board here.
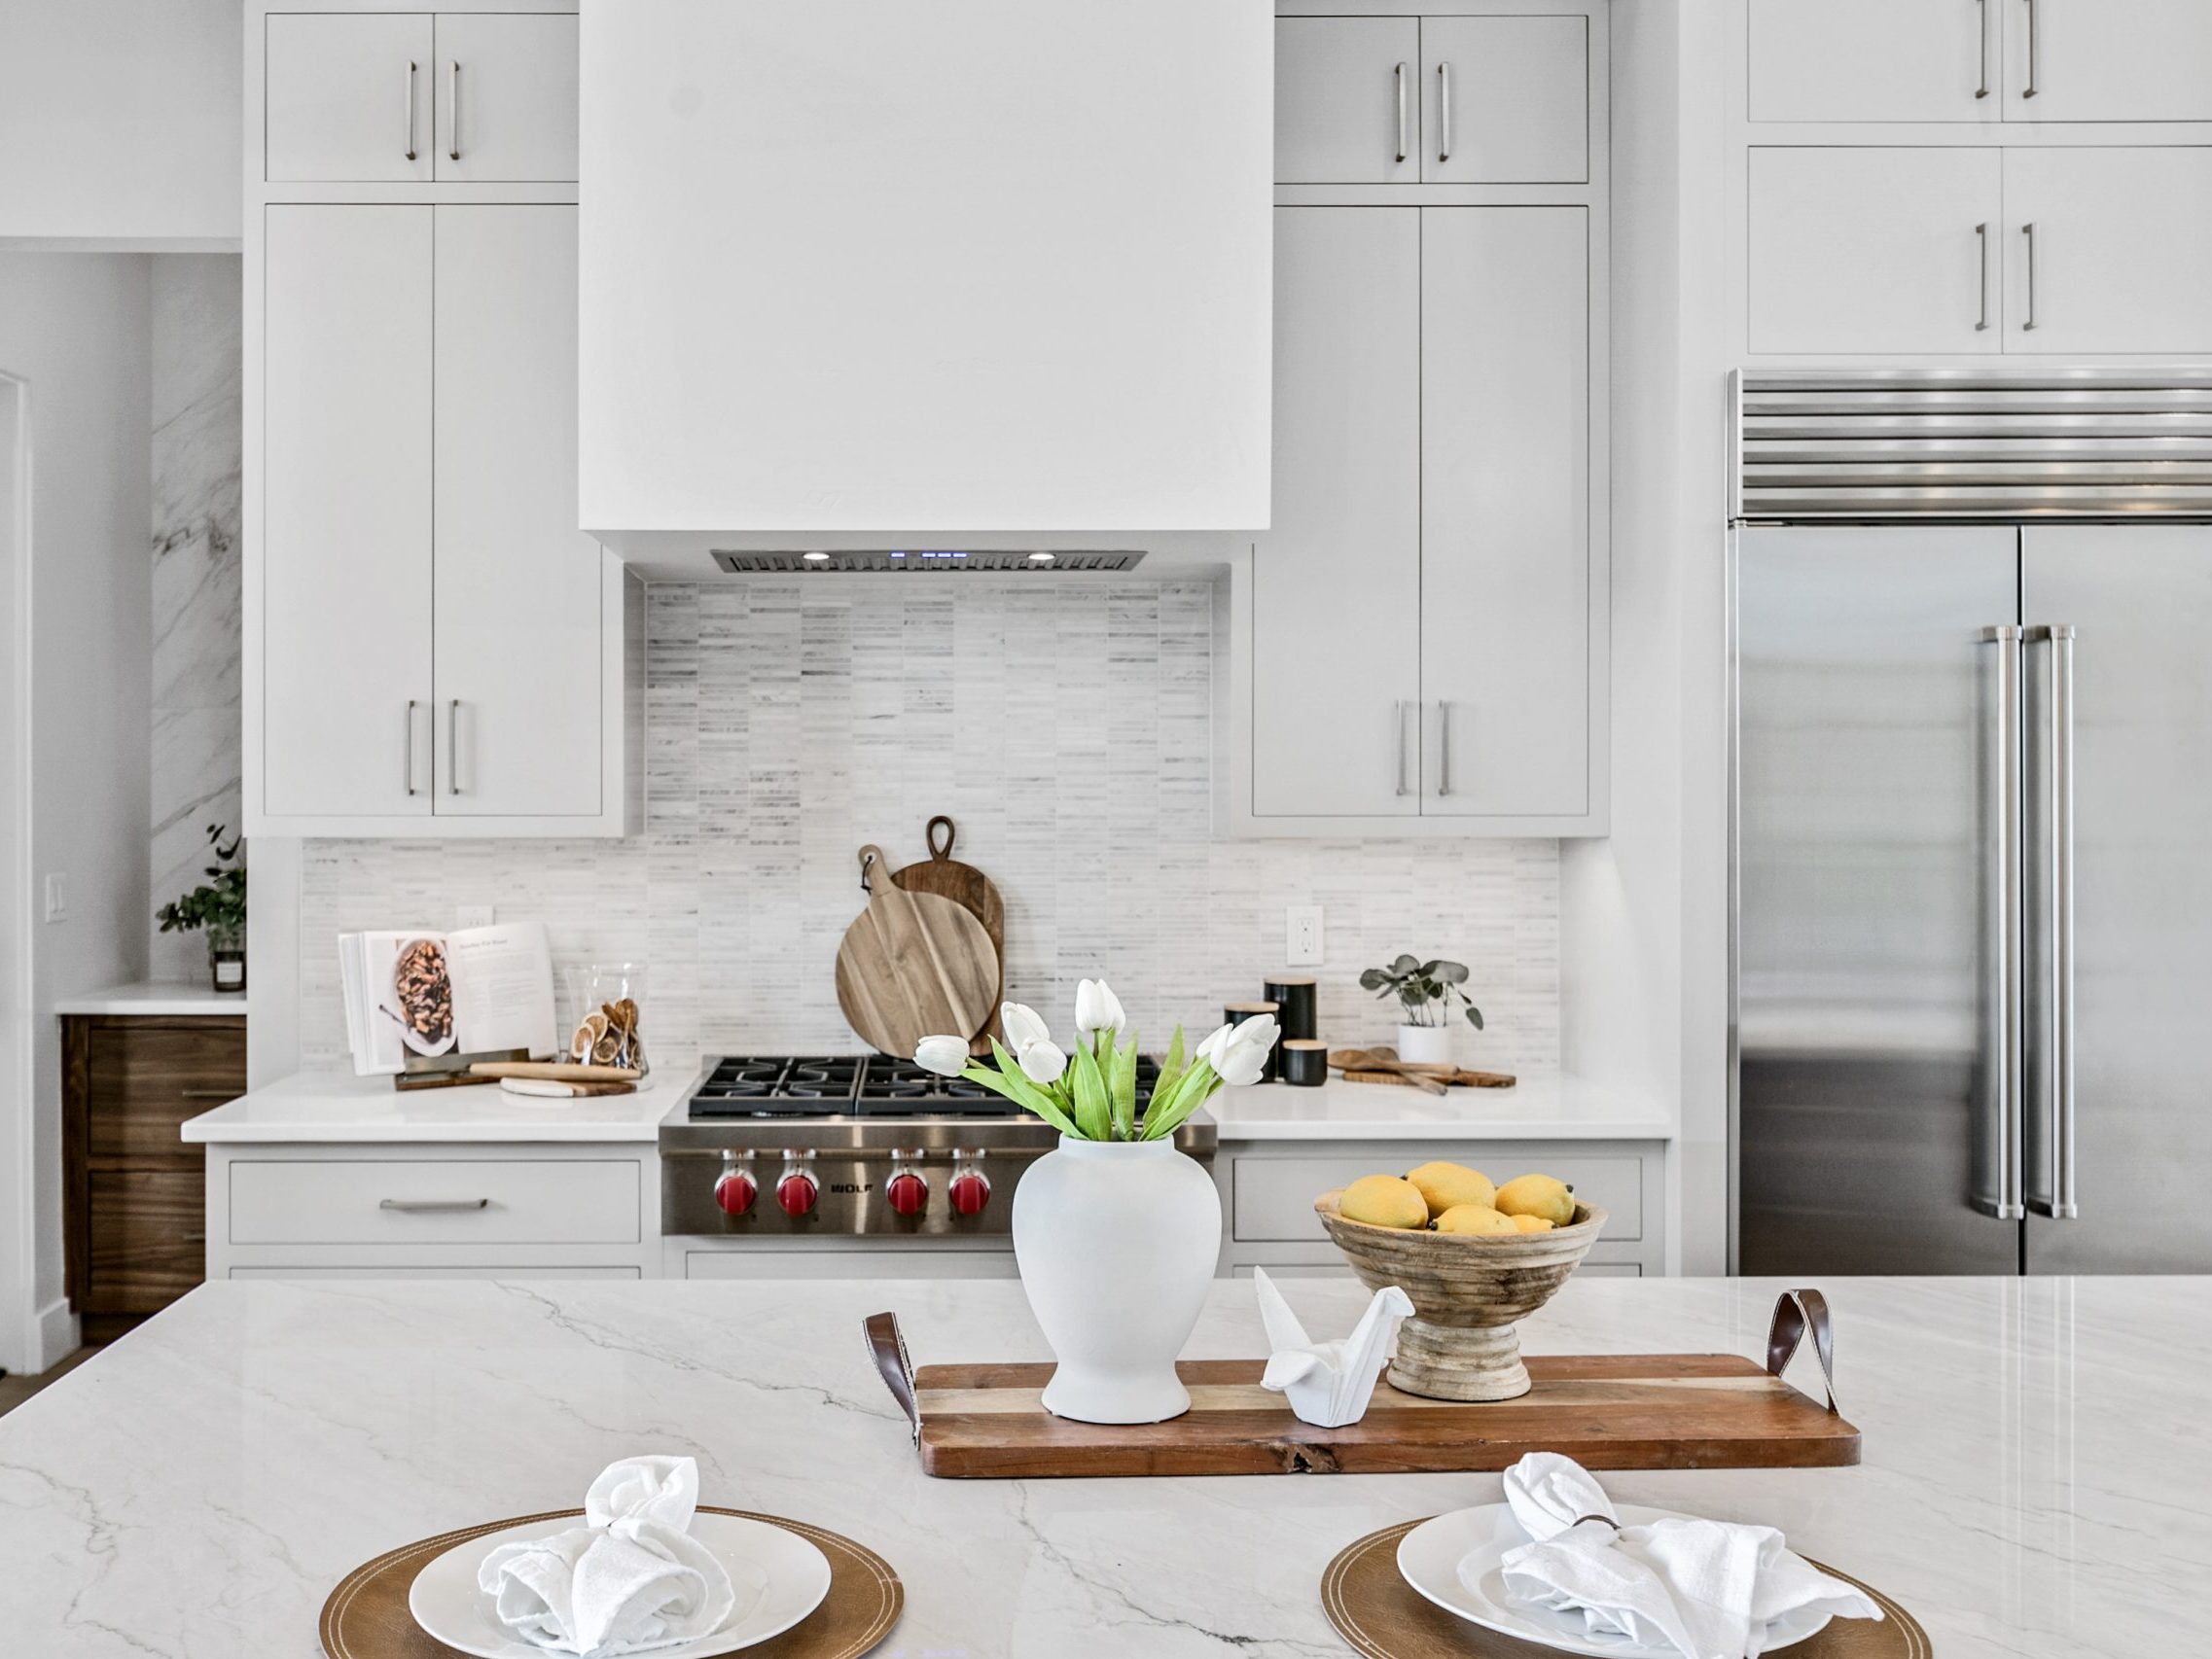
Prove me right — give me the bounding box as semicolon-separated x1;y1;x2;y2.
926;815;956;861
1766;1288;1839;1416
865;1312;920;1441
857;844;883;895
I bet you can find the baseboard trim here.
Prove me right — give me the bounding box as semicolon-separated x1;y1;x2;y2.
32;1295;80;1374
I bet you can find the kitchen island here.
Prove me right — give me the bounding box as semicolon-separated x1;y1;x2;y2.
0;1274;2196;1655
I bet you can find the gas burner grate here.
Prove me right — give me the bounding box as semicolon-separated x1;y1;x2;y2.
685;1053;1164;1120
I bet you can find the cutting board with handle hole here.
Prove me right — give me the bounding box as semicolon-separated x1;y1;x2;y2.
891;817;1005;1053
837;844;999;1058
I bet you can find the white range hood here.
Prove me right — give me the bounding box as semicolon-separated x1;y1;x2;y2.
578;0;1273;574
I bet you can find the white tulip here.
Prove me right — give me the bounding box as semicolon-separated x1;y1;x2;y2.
1195;1021;1235;1067
1017;1040;1068;1085
1074;978;1126;1040
1206;1014;1280;1088
1001;1002;1052;1054
912;1035;971;1077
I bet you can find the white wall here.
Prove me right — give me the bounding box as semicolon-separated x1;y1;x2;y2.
0;1;241;247
0;375;29;1373
0;253;155;1369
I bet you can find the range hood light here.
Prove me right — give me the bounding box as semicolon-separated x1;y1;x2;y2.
1027;551;1055;564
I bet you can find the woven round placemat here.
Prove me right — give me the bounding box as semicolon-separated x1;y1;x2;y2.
1322;1519;1931;1659
319;1507;903;1659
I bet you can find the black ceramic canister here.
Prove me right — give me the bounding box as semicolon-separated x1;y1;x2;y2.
1223;1001;1281;1083
1280;1038;1329;1087
1264;976;1317;1042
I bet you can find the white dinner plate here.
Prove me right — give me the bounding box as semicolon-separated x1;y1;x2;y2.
1395;1502;1832;1659
409;1511;834;1659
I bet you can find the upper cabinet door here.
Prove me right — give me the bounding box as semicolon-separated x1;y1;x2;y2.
1252;209;1423;818
266;13;435;183
2005;149;2212;354
1419;17;1588;183
2006;0;2212;123
263;207;435;819
1747;0;1999;122
433;207;603;817
1275;17;1421;184
1419;208;1588;819
1748;148;2005;354
433;14;580;182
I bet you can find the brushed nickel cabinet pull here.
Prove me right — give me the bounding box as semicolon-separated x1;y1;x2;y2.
1437;700;1453;796
404;700;420;795
177;1089;237;1101
447;699;463;794
2020;0;2040;97
2022;222;2038;331
1975;223;1990;331
1394;62;1409;164
1975;0;1991;98
1437;62;1452;163
1394;702;1410;796
447;60;461;160
405;61;418;160
380;1197;490;1213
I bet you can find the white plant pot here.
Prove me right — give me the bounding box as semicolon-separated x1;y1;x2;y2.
1012;1135;1223;1424
1396;1023;1454;1068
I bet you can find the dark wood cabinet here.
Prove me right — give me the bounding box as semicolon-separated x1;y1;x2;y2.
62;1015;244;1336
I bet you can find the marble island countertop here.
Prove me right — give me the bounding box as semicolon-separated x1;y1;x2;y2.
0;1274;2198;1656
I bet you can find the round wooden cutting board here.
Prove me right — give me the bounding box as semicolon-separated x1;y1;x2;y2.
836;845;999;1057
890;817;1006;1053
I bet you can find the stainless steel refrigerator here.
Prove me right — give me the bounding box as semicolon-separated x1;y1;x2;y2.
1729;371;2212;1275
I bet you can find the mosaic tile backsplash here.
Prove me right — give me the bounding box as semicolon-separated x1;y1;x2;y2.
299;581;1561;1073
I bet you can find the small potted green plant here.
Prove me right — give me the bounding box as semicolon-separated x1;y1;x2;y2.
1359;954;1482;1068
156;825;247;993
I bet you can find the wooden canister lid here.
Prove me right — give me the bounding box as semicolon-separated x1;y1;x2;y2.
1282;1039;1328;1051
1266;974;1317;986
1225;1001;1280;1014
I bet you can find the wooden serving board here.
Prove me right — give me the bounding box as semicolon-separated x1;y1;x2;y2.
836;846;999;1057
890;817;1005;1053
864;1294;1859;1479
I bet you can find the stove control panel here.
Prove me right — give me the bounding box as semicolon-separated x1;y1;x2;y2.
666;1146;1034;1236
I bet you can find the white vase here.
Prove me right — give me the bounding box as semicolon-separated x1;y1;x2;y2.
1012;1135;1223;1424
1396;1023;1454;1068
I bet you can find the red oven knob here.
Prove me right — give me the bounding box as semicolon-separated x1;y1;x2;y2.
885;1170;929;1218
948;1170;991;1217
713;1163;757;1216
776;1170;818;1217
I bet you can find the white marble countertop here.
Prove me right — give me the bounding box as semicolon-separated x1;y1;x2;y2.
179;1067;693;1144
0;1274;2195;1655
51;978;249;1016
1212;1074;1675;1140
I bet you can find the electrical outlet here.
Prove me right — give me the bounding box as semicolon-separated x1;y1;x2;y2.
1285;904;1324;967
455;905;496;930
43;874;67;923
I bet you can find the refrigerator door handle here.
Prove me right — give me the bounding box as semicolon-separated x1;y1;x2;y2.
2025;623;2079;1219
1977;624;2026;1220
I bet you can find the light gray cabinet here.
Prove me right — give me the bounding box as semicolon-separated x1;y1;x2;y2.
1418;16;1588;183
1749;146;2212;356
264;11;579;185
1274;17;1421;184
266;13;434;183
256;204;633;835
1250;206;1595;825
1253;208;1423;818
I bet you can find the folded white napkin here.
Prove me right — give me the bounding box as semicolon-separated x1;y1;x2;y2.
1255;1267;1414;1428
1475;1452;1881;1659
478;1456;762;1658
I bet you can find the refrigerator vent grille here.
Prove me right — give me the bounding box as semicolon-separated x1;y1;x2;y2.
709;549;1147;575
1730;371;2212;522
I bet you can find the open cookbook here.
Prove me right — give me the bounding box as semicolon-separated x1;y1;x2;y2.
339;921;559;1076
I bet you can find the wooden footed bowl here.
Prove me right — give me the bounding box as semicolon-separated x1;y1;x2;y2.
1314;1192;1608;1404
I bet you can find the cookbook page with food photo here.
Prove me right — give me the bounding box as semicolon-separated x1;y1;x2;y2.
339;922;560;1075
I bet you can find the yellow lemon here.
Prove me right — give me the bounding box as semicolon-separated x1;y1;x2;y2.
1404;1160;1496;1220
1338;1175;1430;1230
1509;1214;1555;1234
1494;1174;1576;1227
1434;1203;1518;1237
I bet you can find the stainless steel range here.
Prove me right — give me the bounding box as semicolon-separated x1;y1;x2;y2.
660;1055;1217;1244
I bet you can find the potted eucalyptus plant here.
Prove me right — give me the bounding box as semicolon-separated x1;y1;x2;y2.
1360;954;1483;1068
914;981;1276;1425
156;825;247;993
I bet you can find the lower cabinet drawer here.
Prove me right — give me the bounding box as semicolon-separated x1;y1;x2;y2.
229;1159;641;1246
86;1165;206;1310
1231;1152;1643;1243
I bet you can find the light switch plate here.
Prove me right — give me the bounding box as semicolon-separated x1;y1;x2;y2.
43;873;67;923
1285;904;1324;967
455;905;496;930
